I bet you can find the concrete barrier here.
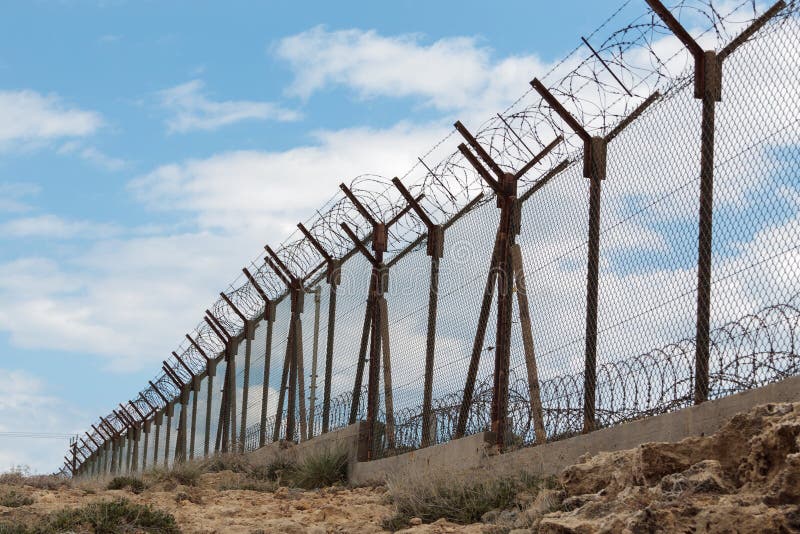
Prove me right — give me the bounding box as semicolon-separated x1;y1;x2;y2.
350;430;496;485
494;374;800;476
247;375;800;484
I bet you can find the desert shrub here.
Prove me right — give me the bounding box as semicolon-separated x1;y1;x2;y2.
144;462;201;489
175;488;203;504
0;466;67;491
290;449;347;489
200;453;251;474
0;524;28;534
171;462;202;486
384;468;545;527
261;457;297;484
107;476;146;494
0;491;34;508
0;498;179;534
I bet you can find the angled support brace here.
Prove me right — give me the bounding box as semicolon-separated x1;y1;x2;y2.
297;225;341;435
221;292;252;452
243;267;278;447
264;247;308;443
453;118;562;449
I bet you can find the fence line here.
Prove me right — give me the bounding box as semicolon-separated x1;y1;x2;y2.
63;0;800;477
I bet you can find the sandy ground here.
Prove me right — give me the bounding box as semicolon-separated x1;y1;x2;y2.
2;402;800;533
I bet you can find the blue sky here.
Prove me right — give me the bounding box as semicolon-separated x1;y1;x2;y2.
0;0;646;472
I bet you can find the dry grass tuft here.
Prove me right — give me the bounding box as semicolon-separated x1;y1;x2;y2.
383;466;549;528
0;491;34;508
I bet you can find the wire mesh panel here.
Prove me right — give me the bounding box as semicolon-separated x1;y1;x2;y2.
707;13;800;395
70;2;800;474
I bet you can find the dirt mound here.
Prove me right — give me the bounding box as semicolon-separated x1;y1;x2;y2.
534;402;800;533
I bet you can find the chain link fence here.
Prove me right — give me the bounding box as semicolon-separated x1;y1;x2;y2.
65;0;800;477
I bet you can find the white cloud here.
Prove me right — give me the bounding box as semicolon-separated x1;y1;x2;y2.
57;141;126;171
276;26;555;115
0;231;258;372
158;79;300;133
0;368;85;474
0;214;121;239
0;90;102;148
129;121;448;233
0;182;40;213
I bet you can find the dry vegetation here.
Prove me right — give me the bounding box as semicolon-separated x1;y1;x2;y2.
1;403;799;532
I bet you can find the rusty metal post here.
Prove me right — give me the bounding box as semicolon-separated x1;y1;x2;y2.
297;224;342;436
644;0;784;404
322;268;339;433
338;185;417;458
349;297;372;425
456;232;500;439
286;323;298;441
531;79;659;432
142;420;150;471
177;387;189;463
240;320;254;452
220;292;251;452
152;411;161;467
273;332;291;442
510;244;547;444
392;176;445;448
261;302;275;446
163;403;172;467
453;120;561;449
243;266;276;448
205;359;216;457
265;247;308;443
189;379;199;460
70;439;78;478
308;286;322;438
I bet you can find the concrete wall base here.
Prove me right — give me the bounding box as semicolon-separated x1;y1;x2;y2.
246;375;800;485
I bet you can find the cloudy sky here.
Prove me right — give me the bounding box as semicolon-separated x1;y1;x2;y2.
0;0;652;473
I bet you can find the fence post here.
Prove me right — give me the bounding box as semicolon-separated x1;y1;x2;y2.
205;310;234;453
177;387;189;463
261;302;275;446
164;402;173;467
239;320;254;451
391;177;446;448
644;0;785;404
142;420;150;471
338;185;418;458
205;359;216;457
190;377;199;459
532;79;660;432
242;267;276;449
265;248;314;443
308;286;322;439
220;293;253;452
152;411;161;467
323;264;339;434
453;120;561;449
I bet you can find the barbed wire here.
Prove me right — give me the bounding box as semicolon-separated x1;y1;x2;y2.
76;0;799;471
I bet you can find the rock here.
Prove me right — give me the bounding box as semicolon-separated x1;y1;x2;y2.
496;508;518;525
659;459;733;497
481;509;500;524
409;517;423;525
527;489;564;515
